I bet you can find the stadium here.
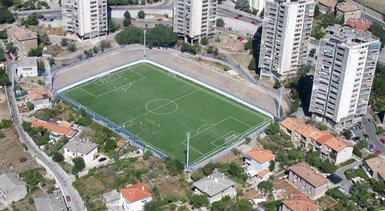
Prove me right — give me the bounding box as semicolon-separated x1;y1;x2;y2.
55;52;273;168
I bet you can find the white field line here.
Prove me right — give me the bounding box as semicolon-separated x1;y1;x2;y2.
210;131;239;147
180;142;205;156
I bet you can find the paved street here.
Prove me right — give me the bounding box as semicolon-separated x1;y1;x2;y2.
334;160;362;193
4;68;85;210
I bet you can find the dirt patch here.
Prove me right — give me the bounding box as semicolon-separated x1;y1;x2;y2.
0;90;10;119
158;176;188;198
43;44;68;57
28;25;65;36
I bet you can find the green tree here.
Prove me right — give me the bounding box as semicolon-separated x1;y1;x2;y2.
190;194;209;208
165;157;184;176
370;64;385;112
309;48;316;57
60;38;68;47
26;101;35;111
67;43;77;52
146;25;178;47
248;57;256;70
210;196;232;211
351;182;372;208
138;10;145;19
123;18;130;27
244;40;252;51
230;199;253;211
104;139;116;151
22;13;39;26
72;157;85;173
6;42;16;54
52;152;64;163
235;0;250;11
27;47;43;57
259;9;264;18
124;10;131;19
216;18;225;27
181;43;198;55
38;33;50;46
0;9;15;24
0;67;10;86
257;181;273;193
108;20;119;33
201;36;209;45
342;129;353;139
265;122;280;136
269;160;275;171
115;26;144;45
21;168;42;190
143;150;153;160
0;29;7;39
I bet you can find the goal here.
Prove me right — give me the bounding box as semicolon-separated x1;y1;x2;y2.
225;134;239;145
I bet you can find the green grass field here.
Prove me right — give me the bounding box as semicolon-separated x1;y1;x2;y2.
61;62;270;165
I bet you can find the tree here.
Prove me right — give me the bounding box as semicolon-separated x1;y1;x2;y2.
146;25;178;47
21;168;42;190
342;129;353;140
115;26;144;45
108;20;119;33
6;42;16;54
27;47;43;57
258;181;273;193
266;122;280;136
230;200;253;211
269;160;275;171
52;152;64;163
22;13;39;26
165;157;184;176
190;194;209;208
235;0;250;11
143;150;153;160
143;201;162;211
0;68;10;86
60;38;68;47
38;33;51;46
104;139;116;151
0;9;15;24
138;10;145;19
248;57;256;70
67;43;77;52
259;9;264;18
123;18;130;27
0;29;7;39
181;43;198;55
26;101;35;111
309;48;316;57
124;10;131;20
244;40;252;51
216;18;225;27
200;36;209;45
211;196;232;211
72;157;85;173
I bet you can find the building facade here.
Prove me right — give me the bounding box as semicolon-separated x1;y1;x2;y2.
62;0;108;40
15;57;38;80
245;148;275;178
7;27;38;56
173;0;217;43
119;183;152;211
309;25;380;126
258;0;315;80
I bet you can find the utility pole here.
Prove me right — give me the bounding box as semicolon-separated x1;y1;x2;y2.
186;132;190;170
143;29;146;58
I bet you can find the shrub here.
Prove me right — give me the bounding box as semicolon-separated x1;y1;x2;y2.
26;101;35;111
143;150;153;160
0;131;4;139
138;10;145;19
19;157;27;163
52;152;64;163
60;38;68;47
216;18;225;27
67;43;77;52
200;36;209;45
190;194;209;208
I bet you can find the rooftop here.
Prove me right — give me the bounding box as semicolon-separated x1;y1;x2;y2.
246;148;275;163
28;86;50;101
325;25;379;45
337;2;359;12
317;134;353;152
282;193;320;211
193;172;236;197
280;118;326;140
63;138;98;155
17;57;37;67
32;119;77;138
0;173;27;200
365;157;385;179
257;169;271;178
34;193;67;211
102;189;120;203
346;18;372;31
319;0;337;8
289;162;329;187
120;183;152;203
7;26;38;41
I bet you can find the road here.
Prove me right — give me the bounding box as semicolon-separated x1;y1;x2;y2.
362;115;385;155
4;67;85;210
334;160;362;193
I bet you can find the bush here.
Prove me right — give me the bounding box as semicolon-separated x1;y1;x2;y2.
26;101;35;111
123;19;130;27
143;150;153;160
52;152;64;163
216;18;225;27
190;194;209;208
27;47;43;57
138;10;145;19
244;40;252;51
72;157;85;174
124;10;131;19
60;38;68;47
19;157;27;162
165;157;184;176
181;43;198;55
0;131;4;139
248;57;256;70
67;43;77;52
200;36;209;45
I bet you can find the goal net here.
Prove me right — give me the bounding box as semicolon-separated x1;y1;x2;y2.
225;134;239;145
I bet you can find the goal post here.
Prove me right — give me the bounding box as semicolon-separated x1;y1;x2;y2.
225;134;238;145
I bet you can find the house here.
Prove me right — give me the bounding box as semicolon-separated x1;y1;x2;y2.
318;0;337;14
119;183;152;211
31;119;77;138
63;137;98;166
336;2;361;23
7;26;38;56
34;192;67;211
16;57;38;80
27;86;52;109
288;162;329;199
0;173;27;207
364;157;385;181
279;193;321;211
245;148;275;182
103;189;120;210
192;171;237;204
280;118;353;165
346;18;372;31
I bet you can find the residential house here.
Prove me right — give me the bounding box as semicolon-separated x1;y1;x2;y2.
192;171;236;204
288;162;329;199
7;26;38;56
119;183;152;211
31;119;77;138
245;148;275;182
34;192;67;211
0;173;27;207
27;86;52;109
15;57;38;80
346;18;371;31
317;0;337;14
103;189;120;210
336;2;361;23
279;193;321;211
364;157;385;181
63;137;98;166
280;118;353;164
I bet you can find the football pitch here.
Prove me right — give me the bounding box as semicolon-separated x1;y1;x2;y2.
60;62;271;165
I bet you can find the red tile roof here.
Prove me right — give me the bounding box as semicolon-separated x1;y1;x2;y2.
346;18;372;31
283;194;320;211
28;86;50;101
31;120;77;138
246;148;275;163
120;183;152;203
257;169;271;178
289;162;329;187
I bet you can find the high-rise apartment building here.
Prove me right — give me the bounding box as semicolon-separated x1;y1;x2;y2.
173;0;217;43
62;0;108;40
309;25;380;126
258;0;315;81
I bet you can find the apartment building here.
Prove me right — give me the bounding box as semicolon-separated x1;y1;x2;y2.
173;0;217;43
62;0;108;40
309;25;380;126
258;0;315;81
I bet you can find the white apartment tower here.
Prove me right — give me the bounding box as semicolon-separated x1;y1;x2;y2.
309;25;380;126
258;0;315;81
62;0;108;40
174;0;217;43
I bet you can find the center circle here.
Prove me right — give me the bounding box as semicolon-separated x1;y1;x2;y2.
145;99;178;115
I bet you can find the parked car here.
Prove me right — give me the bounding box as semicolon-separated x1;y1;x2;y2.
368;144;375;152
380;137;385;144
65;195;71;202
368;118;373;124
251;20;257;24
352;136;360;142
375;150;382;155
235;16;240;19
363;133;369;139
98;157;107;162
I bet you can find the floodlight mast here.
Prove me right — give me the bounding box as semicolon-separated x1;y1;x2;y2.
186;132;190;170
144;29;147;58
